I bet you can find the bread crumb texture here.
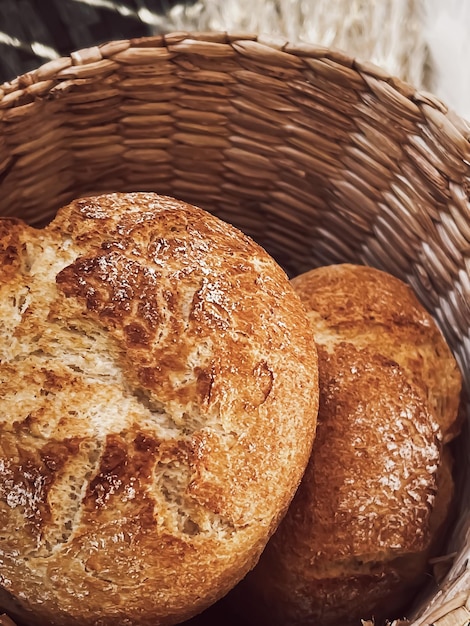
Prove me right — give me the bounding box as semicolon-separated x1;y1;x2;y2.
0;193;319;626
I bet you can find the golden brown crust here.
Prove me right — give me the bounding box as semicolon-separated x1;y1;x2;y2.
289;343;441;562
233;263;461;626
291;264;461;441
0;193;319;626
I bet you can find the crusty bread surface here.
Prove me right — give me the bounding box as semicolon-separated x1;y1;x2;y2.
232;263;462;626
0;192;319;626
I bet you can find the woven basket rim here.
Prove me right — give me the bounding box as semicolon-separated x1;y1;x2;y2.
0;31;455;113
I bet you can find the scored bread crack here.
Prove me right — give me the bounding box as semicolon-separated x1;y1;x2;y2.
2;313;237;556
1;228;245;562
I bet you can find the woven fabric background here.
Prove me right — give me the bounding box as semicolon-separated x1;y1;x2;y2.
0;0;195;83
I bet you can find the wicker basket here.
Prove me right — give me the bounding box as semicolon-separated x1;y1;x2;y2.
0;31;469;626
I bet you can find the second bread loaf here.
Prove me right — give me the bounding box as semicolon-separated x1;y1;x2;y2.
231;263;462;626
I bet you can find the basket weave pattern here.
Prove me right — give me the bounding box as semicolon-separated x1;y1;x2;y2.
0;32;469;625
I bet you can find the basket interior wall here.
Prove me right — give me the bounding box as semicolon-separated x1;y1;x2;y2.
2;42;468;293
1;35;470;621
2;53;469;382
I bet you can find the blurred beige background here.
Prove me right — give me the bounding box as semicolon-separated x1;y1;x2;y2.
162;0;470;121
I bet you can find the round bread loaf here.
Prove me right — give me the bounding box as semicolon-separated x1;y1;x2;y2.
232;263;462;626
0;192;319;626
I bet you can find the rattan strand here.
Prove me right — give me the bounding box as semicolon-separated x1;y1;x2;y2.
0;32;470;626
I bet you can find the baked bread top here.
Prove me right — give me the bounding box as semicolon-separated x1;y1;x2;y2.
0;192;319;626
291;263;461;441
